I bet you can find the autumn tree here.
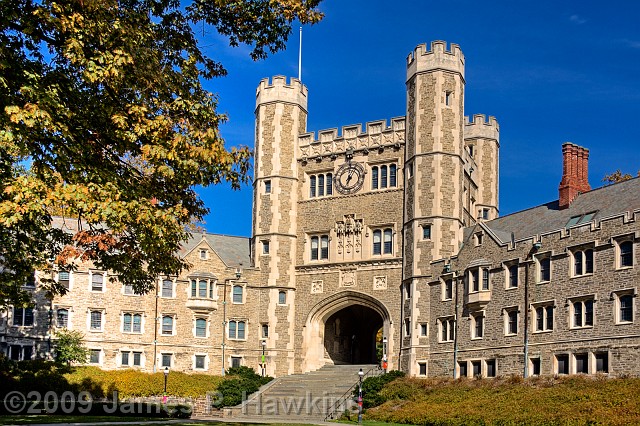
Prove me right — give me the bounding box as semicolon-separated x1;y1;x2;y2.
54;329;88;365
602;169;640;185
0;0;323;305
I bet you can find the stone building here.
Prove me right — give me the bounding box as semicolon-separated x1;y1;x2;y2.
2;41;638;378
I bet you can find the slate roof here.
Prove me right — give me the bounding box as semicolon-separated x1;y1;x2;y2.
180;232;251;268
481;177;640;243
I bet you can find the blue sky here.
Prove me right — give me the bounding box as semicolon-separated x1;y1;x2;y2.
198;0;640;237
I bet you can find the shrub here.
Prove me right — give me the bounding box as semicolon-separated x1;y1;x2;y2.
355;370;405;408
211;366;272;408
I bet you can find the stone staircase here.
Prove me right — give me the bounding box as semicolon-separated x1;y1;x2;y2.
226;364;379;421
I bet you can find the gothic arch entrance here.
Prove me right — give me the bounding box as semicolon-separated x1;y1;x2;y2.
302;291;390;372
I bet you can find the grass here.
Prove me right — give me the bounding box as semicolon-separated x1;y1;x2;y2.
364;375;640;425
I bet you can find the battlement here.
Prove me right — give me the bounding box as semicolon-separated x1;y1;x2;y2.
256;75;308;110
464;114;499;141
407;40;465;81
298;117;406;160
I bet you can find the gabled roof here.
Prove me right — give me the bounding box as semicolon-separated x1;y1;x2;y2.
482;177;640;243
180;233;251;268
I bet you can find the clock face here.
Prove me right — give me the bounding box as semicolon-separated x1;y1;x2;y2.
334;161;365;195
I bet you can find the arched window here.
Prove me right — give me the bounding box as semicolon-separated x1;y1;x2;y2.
310;175;316;197
371;166;379;189
57;309;68;328
232;285;243;303
380;165;388;188
373;230;382;255
195;318;207;337
383;229;393;254
320;235;329;259
162;316;173;335
311;236;319;260
278;291;286;305
389;164;397;187
318;174;325;196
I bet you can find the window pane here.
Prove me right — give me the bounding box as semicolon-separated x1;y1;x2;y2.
482;269;489;290
191;280;197;297
195;355;205;369
585;250;594;273
90;350;100;364
133;314;141;333
199;280;207;298
536;307;543;331
620;295;633;322
92;273;103;291
576;353;588;374
122;352;129;366
161;354;171;367
546;306;554;330
123;313;132;332
389;165;397;187
575;251;583;275
91;311;102;329
486;359;496;377
383;229;392;254
373;230;381;255
540;258;550;281
237;321;245;339
372;167;378;189
509;265;518;288
445;280;452;299
310;176;316;197
326;173;333;195
595;353;608;373
196;318;206;337
14;307;24;326
585;300;594;326
380;165;388;188
23;308;34;326
57;309;69;327
318;175;324;196
574;302;583;327
557;354;569;374
423;225;431;240
449;320;455;341
162;316;173;334
278;291;286;304
320;236;329;259
229;321;237;339
162;280;173;297
311;236;319;260
58;272;70;289
620;241;633;267
133;352;141;366
232;285;243;303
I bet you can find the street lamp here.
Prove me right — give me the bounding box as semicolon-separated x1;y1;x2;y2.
382;337;388;373
163;367;169;403
261;340;267;377
357;368;364;425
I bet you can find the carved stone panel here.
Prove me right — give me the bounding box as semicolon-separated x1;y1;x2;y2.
374;276;388;290
311;280;324;294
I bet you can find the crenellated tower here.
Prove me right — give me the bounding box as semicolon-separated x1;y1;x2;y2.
464;114;500;221
253;76;307;375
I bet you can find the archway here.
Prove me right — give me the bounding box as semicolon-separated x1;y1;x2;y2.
302;291;391;372
324;305;382;364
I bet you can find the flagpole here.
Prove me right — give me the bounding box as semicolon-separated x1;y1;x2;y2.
298;26;302;81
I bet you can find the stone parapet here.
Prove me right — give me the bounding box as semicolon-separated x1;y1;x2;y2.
298;117;405;161
256;76;308;111
464;114;500;142
407;40;465;81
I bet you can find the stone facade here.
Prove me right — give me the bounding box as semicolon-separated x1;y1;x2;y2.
2;41;639;379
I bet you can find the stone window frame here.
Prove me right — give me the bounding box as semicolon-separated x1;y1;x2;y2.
419;322;428;337
262;240;270;255
570;244;595;278
370;162;398;191
193;353;208;371
122;283;141;296
8;344;34;361
474;232;484;247
193;316;209;338
309;233;330;262
121;311;144;334
614;236;635;269
594;351;610;374
470;311;485;340
421;223;432;240
467;266;490;294
228;319;247;341
160;352;173;368
503;306;519;336
89;270;106;293
88;348;102;365
278;290;287;305
189;278;217;300
199;248;209;260
573;352;589;374
231;283;245;304
529;357;542;376
554;353;570;375
119;350;144;368
503;261;519;290
403;318;411;337
161;314;177;336
264;179;271;194
438;316;455;343
458;360;468;378
12;306;36;327
160;278;176;298
56;270;72;291
88;308;105;332
230;355;243;368
612;288;636;325
534;252;552;284
371;226;394;256
531;300;555;333
485;359;497;378
470;359;482;378
441;277;454;301
568;295;596;329
417;360;428;376
56;306;71;328
261;323;269;338
308;171;333;199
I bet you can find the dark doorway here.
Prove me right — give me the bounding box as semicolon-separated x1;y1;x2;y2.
324;304;383;364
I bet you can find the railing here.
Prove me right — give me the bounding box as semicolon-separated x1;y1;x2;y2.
323;365;383;421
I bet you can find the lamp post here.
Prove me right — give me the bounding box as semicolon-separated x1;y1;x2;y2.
382;337;388;373
163;367;169;403
261;340;266;377
357;368;364;424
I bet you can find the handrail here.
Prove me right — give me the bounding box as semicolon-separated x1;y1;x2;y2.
323;365;382;421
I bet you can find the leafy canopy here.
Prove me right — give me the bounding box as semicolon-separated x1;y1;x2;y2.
0;0;323;305
54;328;88;365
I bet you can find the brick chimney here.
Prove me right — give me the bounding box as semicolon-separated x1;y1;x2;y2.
558;142;591;209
